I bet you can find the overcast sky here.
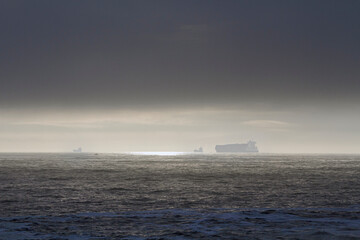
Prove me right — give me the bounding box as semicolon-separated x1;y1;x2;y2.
1;0;360;153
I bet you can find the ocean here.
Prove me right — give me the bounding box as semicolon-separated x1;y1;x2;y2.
0;153;359;239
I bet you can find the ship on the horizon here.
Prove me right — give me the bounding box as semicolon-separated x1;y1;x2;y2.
194;147;203;153
73;147;82;153
215;141;259;153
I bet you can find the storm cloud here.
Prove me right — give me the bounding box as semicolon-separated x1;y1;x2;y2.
1;0;360;109
1;0;360;152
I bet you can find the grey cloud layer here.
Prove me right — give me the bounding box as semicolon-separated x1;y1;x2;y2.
1;0;360;109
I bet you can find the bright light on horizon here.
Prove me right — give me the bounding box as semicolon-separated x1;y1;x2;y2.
130;152;188;156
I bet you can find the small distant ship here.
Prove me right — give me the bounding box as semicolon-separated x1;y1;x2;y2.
194;147;203;153
215;141;258;153
73;147;82;153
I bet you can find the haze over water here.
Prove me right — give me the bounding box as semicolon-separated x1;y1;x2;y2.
1;0;360;153
1;0;360;239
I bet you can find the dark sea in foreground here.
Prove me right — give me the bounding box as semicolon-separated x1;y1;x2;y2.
0;153;359;239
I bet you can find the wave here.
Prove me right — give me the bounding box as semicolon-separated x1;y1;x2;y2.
1;208;360;239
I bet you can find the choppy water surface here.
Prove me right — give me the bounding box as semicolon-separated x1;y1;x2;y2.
1;153;359;239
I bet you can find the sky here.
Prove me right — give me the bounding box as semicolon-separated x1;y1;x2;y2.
1;0;360;153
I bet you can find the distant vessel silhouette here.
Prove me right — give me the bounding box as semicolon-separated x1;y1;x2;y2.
215;141;258;153
194;147;203;153
73;147;82;153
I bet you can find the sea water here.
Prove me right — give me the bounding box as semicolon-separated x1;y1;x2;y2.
0;153;359;239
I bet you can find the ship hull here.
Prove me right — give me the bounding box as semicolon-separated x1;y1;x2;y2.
215;143;259;153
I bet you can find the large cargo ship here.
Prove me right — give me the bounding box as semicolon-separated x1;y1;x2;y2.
215;141;259;153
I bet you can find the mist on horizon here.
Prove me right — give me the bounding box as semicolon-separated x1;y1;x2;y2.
1;0;360;153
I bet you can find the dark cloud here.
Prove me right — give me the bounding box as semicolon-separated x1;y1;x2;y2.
1;0;360;109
